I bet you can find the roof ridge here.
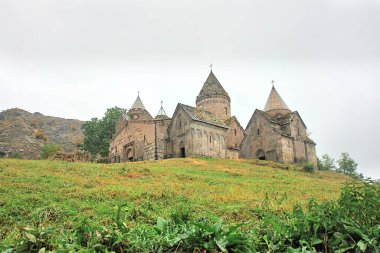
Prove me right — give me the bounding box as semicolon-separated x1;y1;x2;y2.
179;103;228;129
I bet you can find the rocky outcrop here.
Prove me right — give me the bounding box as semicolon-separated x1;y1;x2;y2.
0;108;84;159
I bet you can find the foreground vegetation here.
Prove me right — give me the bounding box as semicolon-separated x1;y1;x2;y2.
0;158;378;252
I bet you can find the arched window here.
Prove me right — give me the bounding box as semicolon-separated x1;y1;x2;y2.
234;129;237;136
257;128;260;136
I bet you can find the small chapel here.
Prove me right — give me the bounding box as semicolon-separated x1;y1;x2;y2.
109;70;317;166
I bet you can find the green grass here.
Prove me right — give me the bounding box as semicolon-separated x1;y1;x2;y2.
1;158;348;228
0;157;362;252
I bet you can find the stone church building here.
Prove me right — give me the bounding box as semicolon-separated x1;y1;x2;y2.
109;70;317;165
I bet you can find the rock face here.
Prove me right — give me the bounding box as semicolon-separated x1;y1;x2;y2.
0;108;84;159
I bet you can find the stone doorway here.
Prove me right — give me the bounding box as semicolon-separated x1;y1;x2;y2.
256;149;266;160
180;147;186;158
179;141;186;158
126;148;134;162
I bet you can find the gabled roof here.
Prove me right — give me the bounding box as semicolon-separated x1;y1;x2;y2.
264;86;290;112
225;116;246;136
179;103;229;129
130;95;146;110
196;71;230;102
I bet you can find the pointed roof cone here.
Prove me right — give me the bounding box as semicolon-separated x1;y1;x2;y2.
264;86;290;112
130;94;146;110
196;70;230;103
155;101;169;119
156;106;167;117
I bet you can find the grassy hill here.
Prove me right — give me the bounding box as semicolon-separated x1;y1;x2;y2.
2;158;378;252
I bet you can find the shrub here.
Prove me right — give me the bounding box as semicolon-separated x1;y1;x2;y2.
12;153;23;159
303;163;315;173
40;143;62;159
34;129;46;140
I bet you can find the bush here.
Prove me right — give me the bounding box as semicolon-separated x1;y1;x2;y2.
303;163;315;173
40;143;62;159
12;153;23;159
34;129;48;141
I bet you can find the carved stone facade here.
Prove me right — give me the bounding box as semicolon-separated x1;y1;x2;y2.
109;71;317;166
240;87;317;166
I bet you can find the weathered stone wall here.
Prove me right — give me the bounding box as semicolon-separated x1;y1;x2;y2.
167;107;228;158
188;122;227;158
240;111;280;161
278;137;294;163
305;142;317;167
109;116;171;162
167;108;192;158
241;110;317;166
289;113;312;164
109;119;156;162
196;95;231;122
155;119;171;159
226;148;239;159
226;117;245;149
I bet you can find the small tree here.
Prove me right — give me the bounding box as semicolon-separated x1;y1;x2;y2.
318;154;336;171
40;143;62;159
337;152;358;177
81;107;126;157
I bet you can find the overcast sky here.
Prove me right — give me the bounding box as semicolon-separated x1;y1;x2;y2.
0;0;379;178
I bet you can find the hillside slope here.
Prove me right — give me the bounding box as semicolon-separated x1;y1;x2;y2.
0;108;84;159
0;158;351;227
2;158;367;252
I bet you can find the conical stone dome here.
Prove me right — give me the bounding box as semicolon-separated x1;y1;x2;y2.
131;95;146;110
196;70;231;121
128;94;152;120
196;71;230;103
264;86;291;115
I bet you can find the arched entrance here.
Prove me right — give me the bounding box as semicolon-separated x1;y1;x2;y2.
126;148;134;162
256;149;266;160
179;141;186;158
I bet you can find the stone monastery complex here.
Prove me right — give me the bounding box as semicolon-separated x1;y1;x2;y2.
109;70;317;166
